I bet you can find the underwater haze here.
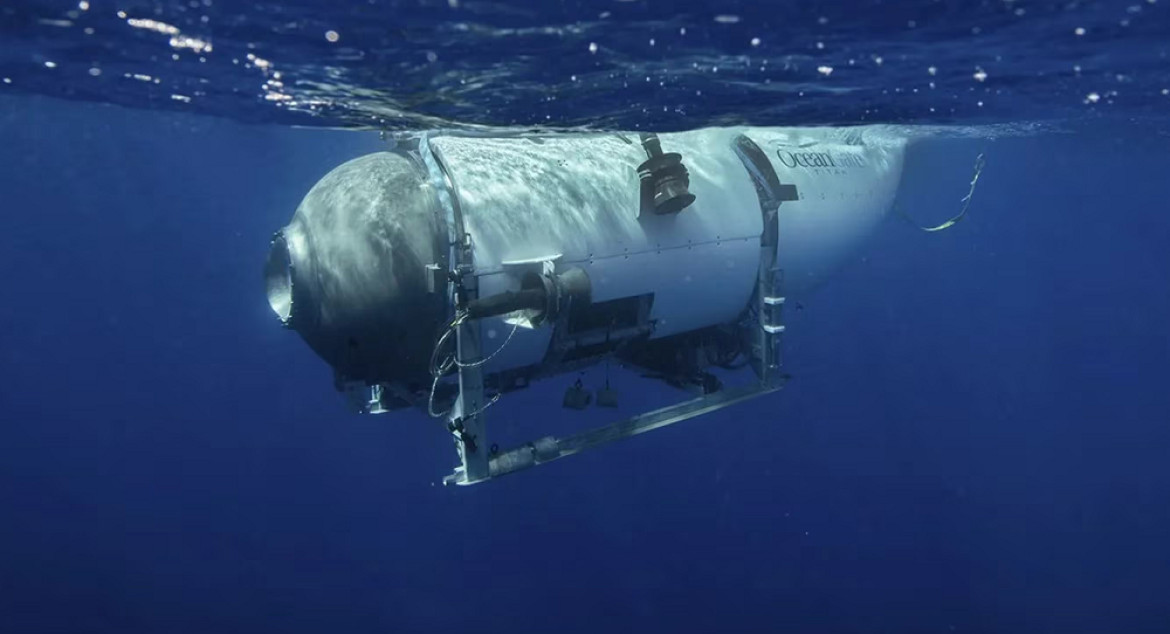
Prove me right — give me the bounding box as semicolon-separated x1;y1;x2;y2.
2;1;1170;633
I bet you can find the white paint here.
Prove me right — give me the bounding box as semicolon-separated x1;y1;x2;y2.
426;126;907;373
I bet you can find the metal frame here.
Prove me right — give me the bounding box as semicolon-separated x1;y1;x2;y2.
430;143;493;483
431;133;800;487
444;381;783;485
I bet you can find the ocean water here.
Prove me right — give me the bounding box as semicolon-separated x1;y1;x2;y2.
2;1;1169;633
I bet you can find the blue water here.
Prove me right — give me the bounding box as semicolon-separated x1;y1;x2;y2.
3;0;1169;129
2;1;1170;633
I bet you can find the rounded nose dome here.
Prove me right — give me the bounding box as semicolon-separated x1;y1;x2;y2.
266;151;446;389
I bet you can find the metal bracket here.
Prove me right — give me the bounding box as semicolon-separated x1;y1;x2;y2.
754;266;786;378
341;381;390;415
732;133;797;385
449;305;490;481
429;142;492;483
501;254;562;273
762;293;787;334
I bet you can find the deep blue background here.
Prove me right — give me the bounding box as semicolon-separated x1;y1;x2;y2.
2;95;1169;633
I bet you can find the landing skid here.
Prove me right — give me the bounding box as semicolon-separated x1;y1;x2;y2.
444;378;784;486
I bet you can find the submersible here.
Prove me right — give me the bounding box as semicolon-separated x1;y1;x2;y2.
265;126;908;484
